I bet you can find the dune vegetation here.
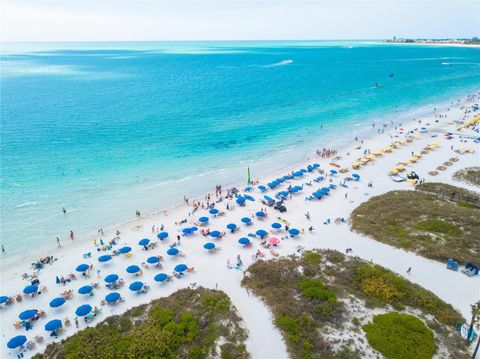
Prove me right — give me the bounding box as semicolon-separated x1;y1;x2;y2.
242;250;468;359
350;185;480;264
34;288;248;359
453;166;480;187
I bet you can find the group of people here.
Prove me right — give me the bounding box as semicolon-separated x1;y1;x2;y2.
316;148;338;158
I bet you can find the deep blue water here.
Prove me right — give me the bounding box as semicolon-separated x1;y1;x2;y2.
1;41;479;255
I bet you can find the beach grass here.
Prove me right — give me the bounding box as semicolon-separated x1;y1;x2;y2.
33;288;248;359
453;167;480;187
350;185;480;264
241;250;467;359
363;312;435;359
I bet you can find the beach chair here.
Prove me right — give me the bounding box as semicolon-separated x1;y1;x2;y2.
447;258;453;269
453;261;459;271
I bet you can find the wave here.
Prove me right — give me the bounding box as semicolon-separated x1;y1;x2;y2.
15;201;37;208
263;59;294;68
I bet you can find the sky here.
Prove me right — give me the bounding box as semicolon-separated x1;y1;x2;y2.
1;0;479;42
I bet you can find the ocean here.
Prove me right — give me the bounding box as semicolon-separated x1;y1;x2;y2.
1;41;479;256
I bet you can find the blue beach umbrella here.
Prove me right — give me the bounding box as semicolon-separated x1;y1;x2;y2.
154;273;169;282
210;230;221;238
167;248;179;256
289;228;300;236
330;169;337;175
203;242;215;250
244;195;255;201
256;211;265;218
352;173;360;180
191;226;198;232
49;297;66;308
157;232;168;239
78;285;93;295
98;255;112;263
104;274;119;283
138;238;150;246
239;237;250;246
19;309;37;320
105;292;121;303
258;185;267;192
182;228;192;235
174;264;188;273
0;296;9;304
241;217;252;224
126;265;141;274
45;319;62;332
236;197;246;205
23;285;38;295
199;216;209;223
264;195;275;203
119;246;132;254
7;335;27;349
75;264;89;272
226;223;237;230
209;208;219;215
256;229;268;237
271;222;282;229
129;281;144;292
147;256;160;264
75;304;92;317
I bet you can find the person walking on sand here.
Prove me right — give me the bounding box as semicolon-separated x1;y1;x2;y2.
56;237;61;248
406;267;412;275
70;230;74;240
74;317;79;328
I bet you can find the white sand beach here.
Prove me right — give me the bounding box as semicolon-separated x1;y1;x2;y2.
1;93;479;358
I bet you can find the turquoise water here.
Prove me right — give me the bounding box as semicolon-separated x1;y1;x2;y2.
1;41;479;256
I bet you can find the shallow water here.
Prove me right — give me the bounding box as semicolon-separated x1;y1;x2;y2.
1;41;479;255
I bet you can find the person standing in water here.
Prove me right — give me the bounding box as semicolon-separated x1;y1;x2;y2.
56;237;61;248
62;207;67;215
70;230;74;240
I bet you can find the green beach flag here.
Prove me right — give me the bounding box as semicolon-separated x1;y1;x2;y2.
246;166;251;185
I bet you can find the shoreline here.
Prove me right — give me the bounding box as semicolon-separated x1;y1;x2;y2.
383;41;480;49
0;92;470;268
1;90;479;358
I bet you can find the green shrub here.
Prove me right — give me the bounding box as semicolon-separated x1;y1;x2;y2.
363;312;435;359
415;219;460;235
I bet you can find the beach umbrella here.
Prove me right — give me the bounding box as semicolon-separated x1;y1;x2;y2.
203;242;215;250
75;304;92;316
104;274;119;283
0;296;9;304
330;169;337;175
300;168;307;173
244;195;255;201
210;230;221;238
154;273;169;282
138;238;150;246
313;163;320;168
268;237;280;245
105;292;120;303
44;319;62;332
289;228;300;236
238;237;250;246
7;335;27;349
129;281;144;292
157;232;168;239
264;195;275;203
182;228;192;235
226;223;237;230
199;216;209;223
98;255;112;263
75;264;89;272
352;173;360;180
245;186;253;191
126;265;141;274
271;222;282;229
19;309;38;320
147;256;160;264
191;226;198;232
209;208;219;215
119;246;132;254
23;285;38;295
174;264;188;273
167;247;179;256
236;197;246;205
256;229;267;238
255;211;265;218
49;297;66;308
78;285;93;295
258;185;267;192
241;217;252;224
